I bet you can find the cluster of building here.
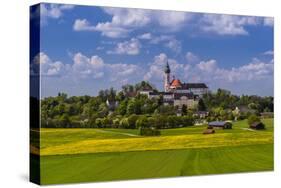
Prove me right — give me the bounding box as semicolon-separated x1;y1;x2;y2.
140;61;208;109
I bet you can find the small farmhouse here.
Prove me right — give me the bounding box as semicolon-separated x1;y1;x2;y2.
250;122;265;130
208;121;232;129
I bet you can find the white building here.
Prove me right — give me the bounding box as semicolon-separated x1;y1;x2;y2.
163;61;208;97
140;61;208;109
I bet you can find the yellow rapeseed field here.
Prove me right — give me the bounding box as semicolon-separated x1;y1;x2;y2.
40;131;273;156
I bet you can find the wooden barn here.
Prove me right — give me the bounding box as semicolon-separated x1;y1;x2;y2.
250;122;265;130
208;121;232;129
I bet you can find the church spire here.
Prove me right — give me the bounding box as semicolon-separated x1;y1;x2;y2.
164;61;171;92
164;61;170;74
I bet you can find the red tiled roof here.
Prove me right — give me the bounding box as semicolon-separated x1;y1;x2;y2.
170;79;182;88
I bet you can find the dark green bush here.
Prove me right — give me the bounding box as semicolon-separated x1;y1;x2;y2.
139;127;161;136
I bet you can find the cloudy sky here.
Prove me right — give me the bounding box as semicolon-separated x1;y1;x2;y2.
31;3;274;97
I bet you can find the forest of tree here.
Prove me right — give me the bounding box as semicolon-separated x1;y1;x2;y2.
202;88;273;121
40;81;273;128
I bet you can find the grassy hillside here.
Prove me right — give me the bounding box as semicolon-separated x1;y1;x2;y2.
40;144;273;185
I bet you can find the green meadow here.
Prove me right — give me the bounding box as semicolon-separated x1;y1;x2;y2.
33;119;274;184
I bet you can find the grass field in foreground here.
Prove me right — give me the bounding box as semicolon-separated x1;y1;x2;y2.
40;144;273;185
34;119;273;184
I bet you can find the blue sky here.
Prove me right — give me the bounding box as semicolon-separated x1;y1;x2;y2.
32;3;274;97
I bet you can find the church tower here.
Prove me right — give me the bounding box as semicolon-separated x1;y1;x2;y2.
164;61;171;92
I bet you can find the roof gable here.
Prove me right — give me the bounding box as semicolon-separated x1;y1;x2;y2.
181;83;208;89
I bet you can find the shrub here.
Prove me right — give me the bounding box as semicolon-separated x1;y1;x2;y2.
147;116;156;128
181;116;195;127
227;113;234;121
167;116;177;128
119;117;129;128
95;118;103;128
238;112;247;120
103;117;113;128
247;114;261;125
69;120;82;128
139;127;161;136
112;118;120;128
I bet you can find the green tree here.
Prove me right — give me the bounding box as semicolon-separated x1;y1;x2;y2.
59;114;71;128
116;100;127;115
136;116;148;128
182;105;187;115
157;105;175;115
126;99;141;115
98;90;106;102
198;99;206;111
116;91;125;101
127;114;139;129
57;92;68;102
247;114;261;125
248;103;258;110
98;103;109;117
263;107;271;112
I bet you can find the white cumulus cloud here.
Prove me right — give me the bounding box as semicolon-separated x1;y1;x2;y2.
144;53;273;89
72;52;143;81
149;35;182;53
40;4;74;25
200;14;262;35
31;52;67;76
107;38;141;55
72;53;105;78
32;52;144;81
73;19;95;31
165;39;182;53
73;18;129;38
185;52;200;63
73;8;193;38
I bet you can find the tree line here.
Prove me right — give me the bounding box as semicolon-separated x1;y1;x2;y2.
40;81;273;128
202;88;273;121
